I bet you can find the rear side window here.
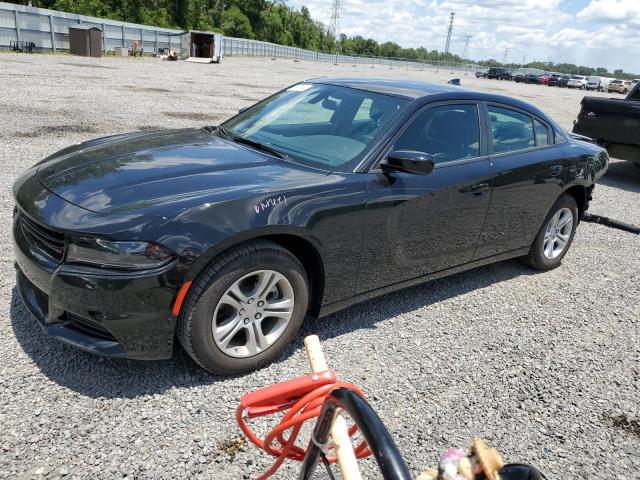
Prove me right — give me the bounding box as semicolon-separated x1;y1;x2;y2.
533;119;549;146
488;106;534;153
394;104;480;163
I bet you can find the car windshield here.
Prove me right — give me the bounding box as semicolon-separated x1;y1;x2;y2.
222;83;409;171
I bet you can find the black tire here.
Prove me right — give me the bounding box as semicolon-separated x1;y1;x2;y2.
522;194;578;271
177;240;309;374
633;162;640;171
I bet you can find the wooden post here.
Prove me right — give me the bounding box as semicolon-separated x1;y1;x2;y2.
101;23;106;53
304;336;362;480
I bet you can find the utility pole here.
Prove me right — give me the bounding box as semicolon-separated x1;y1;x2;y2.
328;0;342;54
461;34;471;59
329;0;342;39
502;48;509;66
444;12;455;55
521;54;526;66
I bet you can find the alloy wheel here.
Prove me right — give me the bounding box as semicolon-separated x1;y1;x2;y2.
543;208;574;260
212;270;295;358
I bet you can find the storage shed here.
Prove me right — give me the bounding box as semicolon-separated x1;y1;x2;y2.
69;25;102;57
181;31;222;63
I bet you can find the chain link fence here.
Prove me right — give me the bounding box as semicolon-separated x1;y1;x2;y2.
222;36;480;73
1;2;480;73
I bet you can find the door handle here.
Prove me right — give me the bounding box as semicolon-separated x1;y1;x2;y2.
550;165;563;176
470;183;490;195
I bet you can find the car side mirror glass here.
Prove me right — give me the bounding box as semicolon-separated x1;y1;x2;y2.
383;150;435;176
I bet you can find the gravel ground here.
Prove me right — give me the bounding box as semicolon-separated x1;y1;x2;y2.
0;53;638;480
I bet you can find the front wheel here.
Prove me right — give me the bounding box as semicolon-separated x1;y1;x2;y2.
177;240;309;374
522;194;578;271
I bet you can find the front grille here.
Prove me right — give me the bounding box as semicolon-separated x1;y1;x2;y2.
19;213;66;263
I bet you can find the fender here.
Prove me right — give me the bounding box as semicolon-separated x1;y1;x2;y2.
184;224;326;285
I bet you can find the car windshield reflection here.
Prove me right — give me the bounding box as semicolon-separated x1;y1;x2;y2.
223;83;409;171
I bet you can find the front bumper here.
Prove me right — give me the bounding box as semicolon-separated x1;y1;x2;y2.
13;213;178;360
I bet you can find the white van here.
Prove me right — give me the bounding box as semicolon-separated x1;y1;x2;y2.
586;76;613;92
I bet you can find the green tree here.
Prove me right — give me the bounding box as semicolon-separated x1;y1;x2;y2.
220;5;253;38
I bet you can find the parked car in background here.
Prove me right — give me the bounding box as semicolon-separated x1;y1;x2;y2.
538;74;551;85
574;80;640;171
608;79;632;94
567;75;588;89
475;69;489;78
547;73;562;86
549;74;571;87
524;73;542;84
487;67;512;80
586;76;612;92
513;73;526;83
12;78;608;373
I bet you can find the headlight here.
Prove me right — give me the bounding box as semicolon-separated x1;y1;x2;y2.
66;237;175;270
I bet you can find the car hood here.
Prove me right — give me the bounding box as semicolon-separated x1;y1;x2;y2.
36;128;327;214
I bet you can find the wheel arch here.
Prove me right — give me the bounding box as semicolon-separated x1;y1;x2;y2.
186;228;326;317
563;184;588;217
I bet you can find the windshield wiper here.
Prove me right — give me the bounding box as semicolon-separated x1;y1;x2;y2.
230;136;290;160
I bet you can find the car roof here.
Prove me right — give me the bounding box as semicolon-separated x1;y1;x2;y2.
308;77;555;124
310;77;461;99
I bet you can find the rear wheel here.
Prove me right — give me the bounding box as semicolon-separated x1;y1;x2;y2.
177;240;309;374
522;194;578;271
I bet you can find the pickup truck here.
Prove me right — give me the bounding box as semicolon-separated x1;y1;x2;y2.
573;80;640;170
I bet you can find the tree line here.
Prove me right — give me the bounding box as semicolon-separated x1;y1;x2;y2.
10;1;638;78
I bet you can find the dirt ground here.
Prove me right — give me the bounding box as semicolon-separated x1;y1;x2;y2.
0;53;638;480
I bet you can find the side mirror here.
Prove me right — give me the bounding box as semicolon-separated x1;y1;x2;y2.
383;150;435;176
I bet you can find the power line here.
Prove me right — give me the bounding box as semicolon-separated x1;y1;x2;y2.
444;12;455;55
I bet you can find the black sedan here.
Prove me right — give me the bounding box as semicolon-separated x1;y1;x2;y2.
13;78;608;373
524;73;542;84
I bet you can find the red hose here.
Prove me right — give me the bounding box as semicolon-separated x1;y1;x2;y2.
236;374;371;479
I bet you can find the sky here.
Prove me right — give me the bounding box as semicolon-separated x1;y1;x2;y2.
287;0;640;73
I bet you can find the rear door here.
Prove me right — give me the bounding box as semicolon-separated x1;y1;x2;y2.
357;101;494;293
474;103;565;259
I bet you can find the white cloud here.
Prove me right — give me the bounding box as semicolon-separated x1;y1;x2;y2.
288;0;640;72
577;0;640;25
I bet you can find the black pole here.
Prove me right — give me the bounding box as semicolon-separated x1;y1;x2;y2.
298;388;412;480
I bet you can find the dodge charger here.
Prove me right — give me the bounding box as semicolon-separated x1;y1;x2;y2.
13;78;608;373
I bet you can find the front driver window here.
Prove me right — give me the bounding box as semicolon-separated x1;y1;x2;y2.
393;104;480;163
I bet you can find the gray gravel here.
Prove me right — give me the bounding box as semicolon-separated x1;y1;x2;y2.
0;53;639;480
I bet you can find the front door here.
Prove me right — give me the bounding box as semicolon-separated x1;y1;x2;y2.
357;102;493;293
